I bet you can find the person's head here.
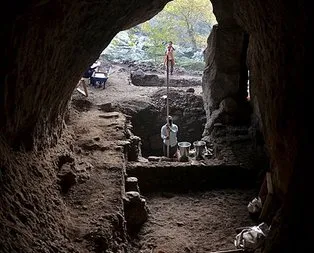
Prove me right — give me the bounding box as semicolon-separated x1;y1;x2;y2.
169;41;173;45
167;115;173;125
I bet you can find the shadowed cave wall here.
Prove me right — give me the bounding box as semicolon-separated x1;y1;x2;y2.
2;0;170;150
205;1;312;251
1;0;312;252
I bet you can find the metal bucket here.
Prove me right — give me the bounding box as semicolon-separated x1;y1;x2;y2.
178;142;191;158
193;141;206;158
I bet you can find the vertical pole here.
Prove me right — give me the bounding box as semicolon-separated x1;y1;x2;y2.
166;55;170;158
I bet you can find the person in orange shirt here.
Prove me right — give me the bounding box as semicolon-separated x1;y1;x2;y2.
164;41;175;75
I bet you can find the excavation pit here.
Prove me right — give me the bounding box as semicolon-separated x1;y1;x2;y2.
126;159;259;252
129;189;257;252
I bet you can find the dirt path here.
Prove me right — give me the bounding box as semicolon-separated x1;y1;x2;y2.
64;109;128;252
73;63;202;107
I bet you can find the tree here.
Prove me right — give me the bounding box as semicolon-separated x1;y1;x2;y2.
163;0;217;50
102;0;217;67
140;17;177;63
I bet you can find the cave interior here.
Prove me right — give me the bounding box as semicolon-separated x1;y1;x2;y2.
1;0;312;252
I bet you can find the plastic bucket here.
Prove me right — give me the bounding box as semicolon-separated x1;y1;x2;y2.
178;142;191;158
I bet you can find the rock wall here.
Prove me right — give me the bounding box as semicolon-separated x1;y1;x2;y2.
202;0;250;135
205;0;311;252
2;0;170;150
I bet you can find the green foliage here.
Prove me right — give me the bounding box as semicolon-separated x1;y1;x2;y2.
140;19;176;63
128;26;140;47
177;58;205;71
102;0;217;70
162;0;217;50
138;0;216;60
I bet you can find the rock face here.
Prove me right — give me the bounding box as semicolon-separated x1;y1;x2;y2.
123;191;148;231
202;0;250;134
207;1;311;252
127;135;142;161
2;0;170;150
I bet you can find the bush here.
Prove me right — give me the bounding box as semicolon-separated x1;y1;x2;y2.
176;59;205;71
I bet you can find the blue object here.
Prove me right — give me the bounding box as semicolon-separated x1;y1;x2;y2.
90;72;108;88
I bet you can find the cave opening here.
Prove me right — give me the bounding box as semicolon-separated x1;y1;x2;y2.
72;0;217;159
68;1;267;251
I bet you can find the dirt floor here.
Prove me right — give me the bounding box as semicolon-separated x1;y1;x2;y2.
73;63;202;107
128;190;257;253
69;62;261;253
0;62;261;253
64;109;128;252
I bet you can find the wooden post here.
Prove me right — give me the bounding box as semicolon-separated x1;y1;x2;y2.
76;79;88;97
166;54;170;158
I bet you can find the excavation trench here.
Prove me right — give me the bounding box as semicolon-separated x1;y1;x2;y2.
126;162;257;193
66;63;266;252
117;67;265;251
124;157;260;252
1;0;309;251
123;114;263;252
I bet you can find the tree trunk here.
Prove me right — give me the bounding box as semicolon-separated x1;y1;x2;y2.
185;17;198;51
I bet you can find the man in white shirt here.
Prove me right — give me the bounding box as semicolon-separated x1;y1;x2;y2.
160;115;178;157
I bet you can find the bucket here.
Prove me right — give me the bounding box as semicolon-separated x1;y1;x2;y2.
193;141;206;158
178;142;191;158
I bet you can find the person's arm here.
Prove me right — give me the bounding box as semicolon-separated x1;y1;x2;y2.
169;125;178;133
161;126;169;140
161;126;166;140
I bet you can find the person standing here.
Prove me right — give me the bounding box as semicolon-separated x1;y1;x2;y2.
160;115;178;157
164;41;175;75
83;65;98;86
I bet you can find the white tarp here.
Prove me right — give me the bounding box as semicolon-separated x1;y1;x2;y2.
94;72;107;78
234;222;270;251
247;197;262;214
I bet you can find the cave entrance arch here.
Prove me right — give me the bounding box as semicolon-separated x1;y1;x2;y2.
74;0;218;158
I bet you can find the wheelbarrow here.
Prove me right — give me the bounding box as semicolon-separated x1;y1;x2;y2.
90;71;108;88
